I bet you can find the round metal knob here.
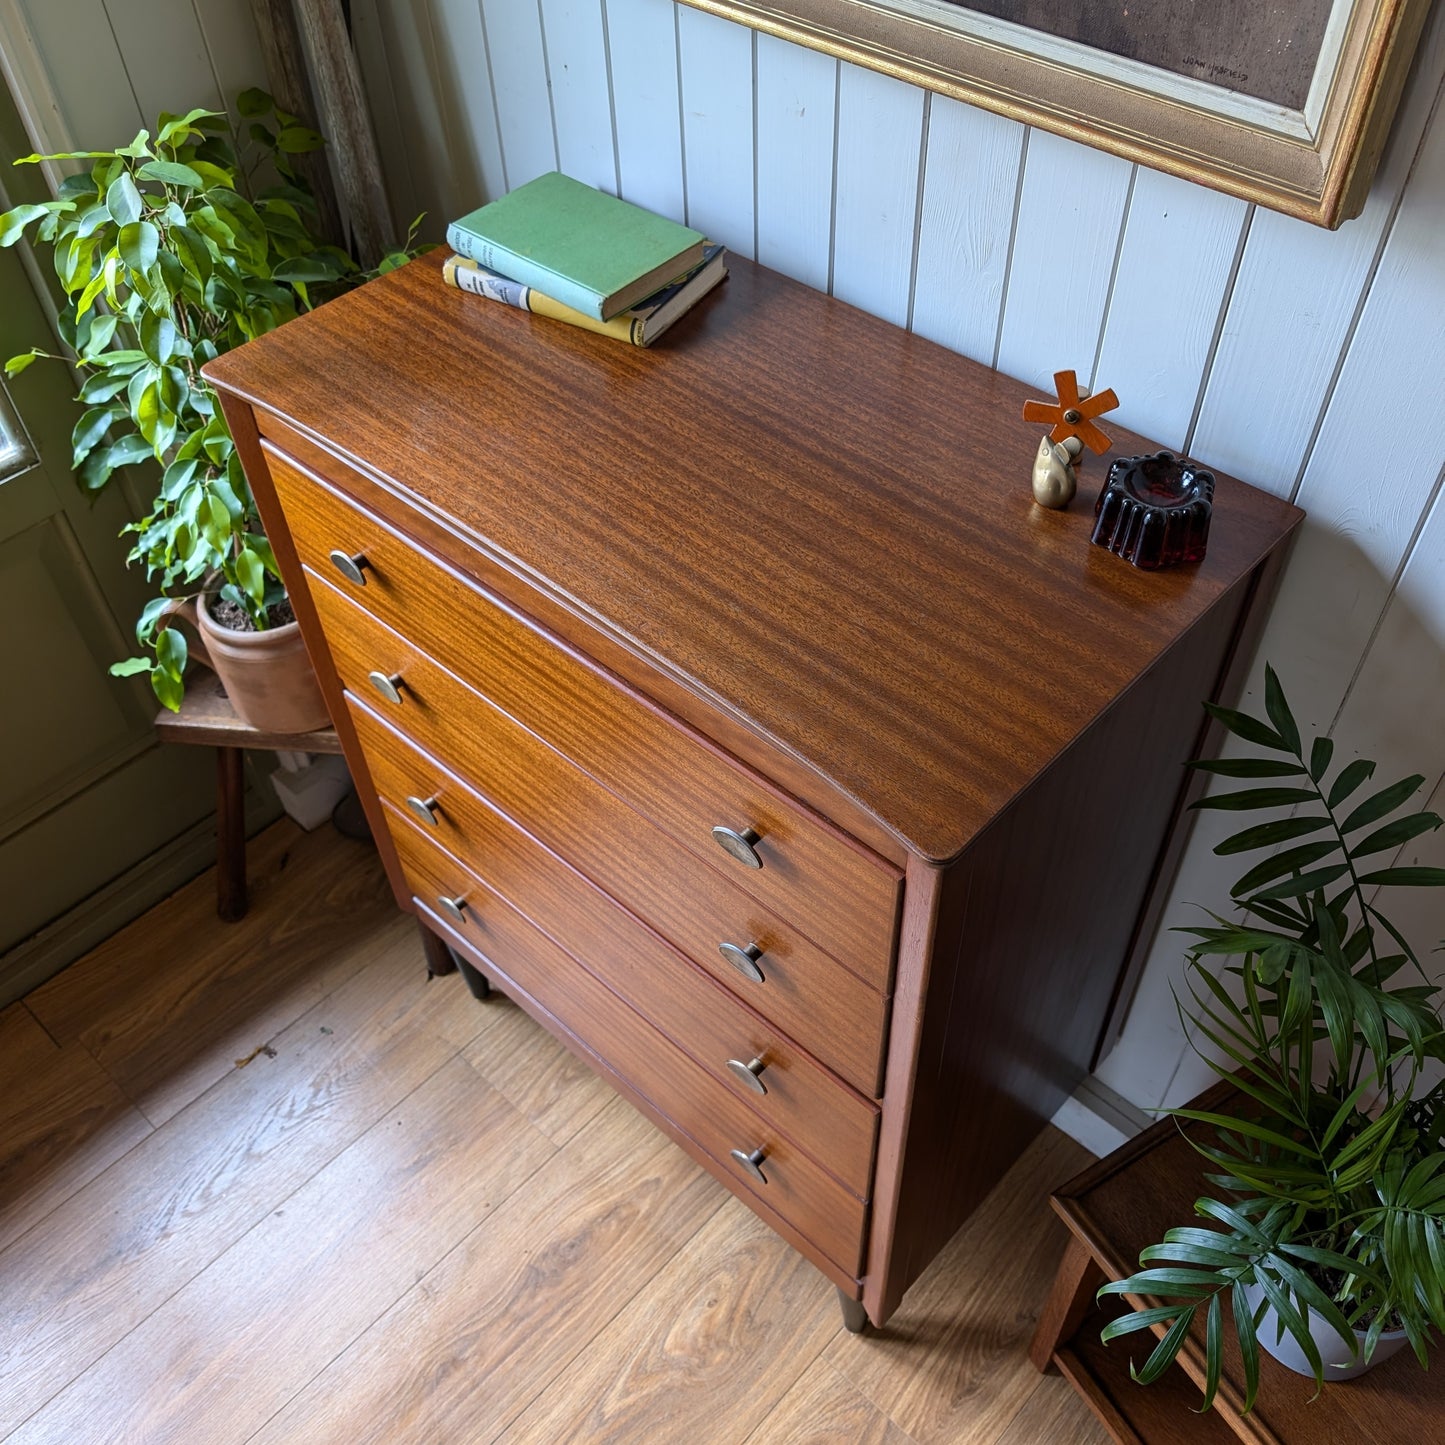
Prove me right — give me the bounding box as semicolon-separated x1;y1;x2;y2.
711;825;763;869
718;940;764;984
405;793;441;828
368;670;404;705
436;894;467;925
329;549;369;586
730;1146;768;1184
726;1056;768;1095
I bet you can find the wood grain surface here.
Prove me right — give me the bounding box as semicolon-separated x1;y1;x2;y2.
269;444;902;974
0;822;1104;1444
355;702;880;1191
326;591;892;1095
204;251;1302;864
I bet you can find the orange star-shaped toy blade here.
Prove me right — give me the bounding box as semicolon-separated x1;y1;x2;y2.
1022;369;1120;454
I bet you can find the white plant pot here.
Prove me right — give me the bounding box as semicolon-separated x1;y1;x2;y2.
1242;1282;1410;1381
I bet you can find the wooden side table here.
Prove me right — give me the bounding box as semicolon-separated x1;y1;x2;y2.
1031;1083;1442;1442
154;671;342;921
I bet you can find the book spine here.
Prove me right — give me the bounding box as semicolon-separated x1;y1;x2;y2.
443;257;645;346
444;221;607;319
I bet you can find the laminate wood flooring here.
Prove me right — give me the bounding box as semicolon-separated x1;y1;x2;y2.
0;819;1109;1444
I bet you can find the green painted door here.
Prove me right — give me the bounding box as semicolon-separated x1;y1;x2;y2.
0;104;213;1003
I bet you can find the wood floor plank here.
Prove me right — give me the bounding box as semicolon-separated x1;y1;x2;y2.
460;994;617;1146
0;920;490;1439
0;1005;153;1254
745;1358;921;1444
247;1096;726;1445
6;1051;555;1445
994;1374;1111;1445
25;821;389;1127
825;1127;1094;1445
505;1195;842;1445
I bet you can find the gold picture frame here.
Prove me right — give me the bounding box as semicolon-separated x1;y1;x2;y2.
681;0;1431;228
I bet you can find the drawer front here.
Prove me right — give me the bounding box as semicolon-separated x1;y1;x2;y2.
268;444;900;985
315;573;890;1095
354;699;878;1193
388;809;869;1276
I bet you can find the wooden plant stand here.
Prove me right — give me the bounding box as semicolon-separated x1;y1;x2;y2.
1031;1082;1442;1442
154;671;342;921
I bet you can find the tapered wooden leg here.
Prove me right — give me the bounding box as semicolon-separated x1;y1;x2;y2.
1030;1231;1104;1372
837;1288;870;1334
216;747;248;923
418;920;457;978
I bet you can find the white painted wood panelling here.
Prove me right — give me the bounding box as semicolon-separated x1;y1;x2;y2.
44;0;1443;1123
677;6;754;257
605;0;685;219
911;96;1024;367
541;0;617;196
1093;169;1248;449
830;62;924;328
479;0;556;189
754;33;836;293
995;129;1134;394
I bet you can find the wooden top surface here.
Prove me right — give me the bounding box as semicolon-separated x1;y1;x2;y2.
154;670;343;753
206;252;1301;862
1054;1089;1443;1441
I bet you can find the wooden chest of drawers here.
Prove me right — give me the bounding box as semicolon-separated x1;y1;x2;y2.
206;252;1300;1328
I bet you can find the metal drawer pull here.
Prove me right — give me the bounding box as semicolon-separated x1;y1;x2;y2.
329;549;369;586
730;1147;768;1184
436;894;468;925
726;1056;768;1095
405;794;441;828
711;825;763;869
718;940;764;984
368;670;405;705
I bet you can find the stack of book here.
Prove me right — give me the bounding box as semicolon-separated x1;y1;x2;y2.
444;171;727;348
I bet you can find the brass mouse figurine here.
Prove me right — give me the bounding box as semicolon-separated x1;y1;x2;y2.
1032;433;1083;509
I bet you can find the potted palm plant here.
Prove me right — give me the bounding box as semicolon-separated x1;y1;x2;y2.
1101;666;1445;1413
1;90;409;728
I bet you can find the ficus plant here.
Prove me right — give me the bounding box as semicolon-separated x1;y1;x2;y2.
0;89;412;709
1101;666;1445;1413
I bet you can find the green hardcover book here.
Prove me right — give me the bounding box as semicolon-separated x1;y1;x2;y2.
445;172;706;321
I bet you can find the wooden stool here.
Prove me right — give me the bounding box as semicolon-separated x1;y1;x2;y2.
1031;1081;1441;1442
154;671;343;921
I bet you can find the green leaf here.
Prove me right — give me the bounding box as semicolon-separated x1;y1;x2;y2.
1349;812;1442;859
155;624;187;676
1214;816;1334;856
106;172;142;227
1357;867;1445;888
1233;1284;1261;1414
1327;758;1376;810
1248;862;1351;902
237;87;274;117
118;219;159;273
1202;1291;1224;1412
107;431;155;467
0;202;49;246
1193;787;1319;812
139;311;177;364
1187;758;1308;778
116;129;152;160
1230;841;1340;898
82;313;119;359
5;349;41;377
108;656;152;678
136;158;204;189
236;546;265;606
76;446;114;492
1262;665;1301;756
1132;1309;1196;1386
157;107;222;145
152;664;183;712
71;406;115;464
1203;701;1289;751
1309;735;1334;782
275;124;325;154
172;224;213;284
1340;775;1427;834
79;368;131;403
1169;1108;1316;1156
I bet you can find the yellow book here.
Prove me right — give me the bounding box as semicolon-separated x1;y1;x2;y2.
442;245;726;346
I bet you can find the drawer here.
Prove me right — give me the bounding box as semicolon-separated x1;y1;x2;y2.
355;700;879;1193
388;808;869;1277
317;576;890;1095
268;444;900;984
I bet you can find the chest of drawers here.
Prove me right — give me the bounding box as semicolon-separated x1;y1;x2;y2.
206;252;1300;1328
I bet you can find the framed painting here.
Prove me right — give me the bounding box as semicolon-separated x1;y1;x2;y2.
681;0;1431;227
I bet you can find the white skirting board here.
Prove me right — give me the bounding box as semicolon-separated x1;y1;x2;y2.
1049;1073;1153;1160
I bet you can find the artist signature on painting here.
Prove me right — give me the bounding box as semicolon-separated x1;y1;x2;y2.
1182;57;1250;86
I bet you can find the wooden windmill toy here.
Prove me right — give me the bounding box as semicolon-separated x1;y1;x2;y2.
1023;369;1120;509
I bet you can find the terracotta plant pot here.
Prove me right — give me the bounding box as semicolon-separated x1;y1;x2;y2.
161;596;330;733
